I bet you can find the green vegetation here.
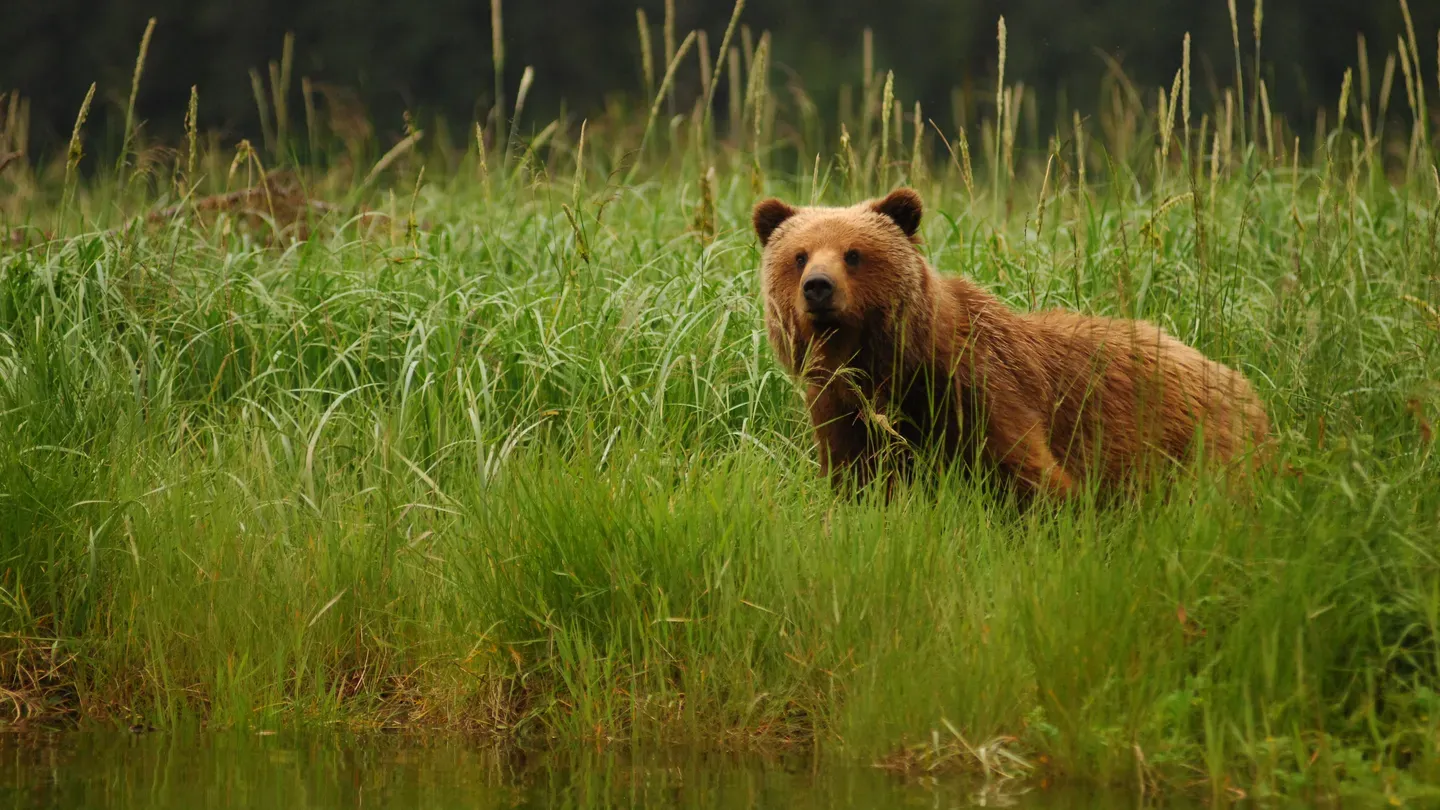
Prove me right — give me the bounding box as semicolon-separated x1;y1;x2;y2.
2;6;1439;804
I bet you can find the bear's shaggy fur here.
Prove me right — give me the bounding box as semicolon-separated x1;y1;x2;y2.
753;187;1270;499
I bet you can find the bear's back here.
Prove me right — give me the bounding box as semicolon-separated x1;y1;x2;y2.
1020;310;1269;480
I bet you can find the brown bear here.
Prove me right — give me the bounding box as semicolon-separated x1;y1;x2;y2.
753;187;1270;499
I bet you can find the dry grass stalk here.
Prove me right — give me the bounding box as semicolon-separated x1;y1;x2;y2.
1357;36;1374;170
65;83;97;187
696;31;712;105
894;98;904;167
629;29;698;181
0;640;79;724
474;122;489;182
1259;79;1274;162
184;86;199;184
957;124;975;198
513;118;557;178
662;0;676;112
740;25;754;76
636;9;654;101
879;71;894;188
728;47;743;141
1337;69;1353;138
862;28;874;149
250;69;276;155
235;141;278;228
755;91;775;195
1222;89;1235;172
1403;294;1440;333
1358;34;1372;112
361;129;425;192
1290;135;1300;204
928;118;968;197
571;119;587;202
1399;36;1417;124
1251;0;1264;149
1397;0;1426;145
1160;69;1181;168
1378;51;1397;149
1157;85;1169;156
2;92;31;167
406;164;425;246
1209;129;1221;222
1361;102;1375;171
693;165;717;244
120;17;157;177
1003;85;1020;181
1347;137;1362;197
1397;36;1419;173
809;151;821;203
561;204;589;265
1196;111;1209;167
749;33;772;164
1329;69;1352;187
994;16;1008;195
743;33;770;136
278;32;294;145
1182;33;1192;152
1227;0;1245;146
910;100;924;182
268;61;284;149
876;719;1033;786
995;17;1007;127
510;66;536;159
1035;149;1055;244
701;0;746;151
1380;50;1397;117
226;139;254;190
15;96;30;165
839;123;857;193
491;0;506;151
302;77;318;159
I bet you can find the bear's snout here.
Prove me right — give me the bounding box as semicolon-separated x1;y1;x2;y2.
802;273;836;309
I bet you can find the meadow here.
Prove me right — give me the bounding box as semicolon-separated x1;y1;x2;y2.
2;3;1439;803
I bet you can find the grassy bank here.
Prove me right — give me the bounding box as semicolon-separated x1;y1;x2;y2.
3;7;1440;803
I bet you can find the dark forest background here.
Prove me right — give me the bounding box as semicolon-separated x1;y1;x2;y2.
4;0;1438;158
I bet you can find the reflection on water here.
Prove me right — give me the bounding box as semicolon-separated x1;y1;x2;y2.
0;731;1151;809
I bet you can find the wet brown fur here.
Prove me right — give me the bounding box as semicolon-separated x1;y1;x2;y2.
753;188;1271;499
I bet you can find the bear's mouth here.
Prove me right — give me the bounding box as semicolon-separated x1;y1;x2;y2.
804;305;841;325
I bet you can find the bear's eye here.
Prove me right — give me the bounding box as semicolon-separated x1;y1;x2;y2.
844;249;861;268
795;251;808;269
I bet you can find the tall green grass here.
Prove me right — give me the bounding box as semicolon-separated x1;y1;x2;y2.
1;6;1439;803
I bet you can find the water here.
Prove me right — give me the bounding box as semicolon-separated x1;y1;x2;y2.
0;732;1150;809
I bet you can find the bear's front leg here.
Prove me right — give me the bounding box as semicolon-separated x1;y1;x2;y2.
965;356;1075;499
806;383;879;493
983;409;1075;498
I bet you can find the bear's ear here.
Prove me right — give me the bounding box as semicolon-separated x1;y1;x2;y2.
871;188;923;239
752;198;797;246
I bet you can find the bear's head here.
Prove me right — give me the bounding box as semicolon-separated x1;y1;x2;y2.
752;188;928;341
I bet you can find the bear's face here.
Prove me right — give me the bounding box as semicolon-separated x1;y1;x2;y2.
753;189;927;340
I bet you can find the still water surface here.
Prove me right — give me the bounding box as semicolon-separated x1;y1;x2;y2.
1;731;1164;809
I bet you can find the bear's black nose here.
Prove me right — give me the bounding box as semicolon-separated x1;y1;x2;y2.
802;275;834;306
